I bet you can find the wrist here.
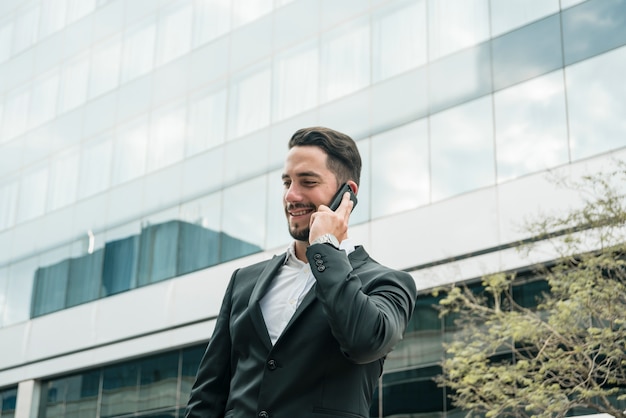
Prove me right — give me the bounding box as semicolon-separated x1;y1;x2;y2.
310;233;340;249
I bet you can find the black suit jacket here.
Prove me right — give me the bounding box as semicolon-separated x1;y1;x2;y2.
185;243;417;418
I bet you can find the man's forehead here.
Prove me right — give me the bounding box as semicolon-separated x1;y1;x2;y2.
281;170;323;180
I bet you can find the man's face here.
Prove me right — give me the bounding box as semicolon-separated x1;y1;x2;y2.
282;145;339;242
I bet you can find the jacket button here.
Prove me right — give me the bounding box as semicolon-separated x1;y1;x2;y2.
313;253;322;260
259;411;269;418
267;359;277;370
317;265;326;272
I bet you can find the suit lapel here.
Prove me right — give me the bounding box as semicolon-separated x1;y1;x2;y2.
248;253;286;351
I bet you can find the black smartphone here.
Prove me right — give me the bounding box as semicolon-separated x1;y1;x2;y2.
328;183;358;212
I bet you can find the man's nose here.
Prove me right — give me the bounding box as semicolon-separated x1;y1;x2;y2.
284;183;303;203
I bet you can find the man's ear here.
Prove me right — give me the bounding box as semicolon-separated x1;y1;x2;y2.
347;180;358;196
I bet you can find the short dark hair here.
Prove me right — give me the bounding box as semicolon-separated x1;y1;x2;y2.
288;126;362;186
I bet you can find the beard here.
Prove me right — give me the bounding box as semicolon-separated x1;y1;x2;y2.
288;223;310;242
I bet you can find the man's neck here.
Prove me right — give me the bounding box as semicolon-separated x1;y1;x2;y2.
294;240;309;263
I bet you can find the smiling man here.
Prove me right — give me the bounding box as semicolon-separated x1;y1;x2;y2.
185;127;417;418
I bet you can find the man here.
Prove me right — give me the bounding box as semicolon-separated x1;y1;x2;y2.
185;127;417;418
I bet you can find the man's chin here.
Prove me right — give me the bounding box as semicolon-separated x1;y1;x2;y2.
289;227;310;242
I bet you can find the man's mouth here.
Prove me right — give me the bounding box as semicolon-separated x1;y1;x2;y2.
287;205;315;217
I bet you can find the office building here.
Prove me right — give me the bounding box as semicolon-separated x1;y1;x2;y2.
1;0;625;416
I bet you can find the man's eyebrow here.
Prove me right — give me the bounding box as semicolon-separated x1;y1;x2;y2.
282;171;322;180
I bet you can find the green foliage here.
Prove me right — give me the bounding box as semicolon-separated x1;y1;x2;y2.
436;162;626;418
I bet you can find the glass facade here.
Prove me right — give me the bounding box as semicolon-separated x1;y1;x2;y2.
1;0;626;417
0;387;17;418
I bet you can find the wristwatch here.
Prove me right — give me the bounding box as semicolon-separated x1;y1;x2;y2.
311;233;340;249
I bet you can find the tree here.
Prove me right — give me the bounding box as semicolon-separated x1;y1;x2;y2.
435;162;626;418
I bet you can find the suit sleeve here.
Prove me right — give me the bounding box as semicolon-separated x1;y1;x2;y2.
184;271;236;418
306;244;417;365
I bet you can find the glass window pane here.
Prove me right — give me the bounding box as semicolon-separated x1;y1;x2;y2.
17;165;48;223
89;36;121;98
0;179;18;230
102;234;139;296
495;71;569;182
138;352;179;412
321;20;370;103
48;148;79;211
32;259;69;317
2;87;30;140
4;257;37;325
566;46;626;160
232;0;272;27
40;0;67;38
273;42;318;122
0;267;6;327
193;0;231;46
66;249;103;308
0;20;13;63
492;14;563;91
372;0;427;82
562;0;626;66
428;42;492;116
221;177;266;262
66;0;96;24
13;6;39;54
265;168;291;250
64;371;99;418
428;0;489;60
137;221;180;285
30;71;60;128
228;66;271;139
101;362;139;417
113;116;148;185
430;96;495;201
490;0;559;37
371;121;429;218
186;87;227;156
0;387;17;416
148;105;186;171
122;20;156;82
156;3;192;66
78;135;112;199
59;54;90;113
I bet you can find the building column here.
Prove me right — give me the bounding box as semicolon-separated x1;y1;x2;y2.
15;380;41;418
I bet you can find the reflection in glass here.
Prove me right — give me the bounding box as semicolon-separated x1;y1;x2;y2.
89;37;121;98
273;42;318;122
30;71;60;128
0;180;18;230
0;20;13;63
490;0;558;37
48;149;79;211
138;352;179;412
101;362;139;417
428;42;491;115
222;177;266;261
2;87;30;140
4;257;37;326
372;0;427;82
148;105;186;172
187;88;227;156
78;135;112;199
495;71;568;182
32;260;69;317
112;117;148;185
430;96;495;201
0;267;6;327
232;0;272;27
66;0;96;24
63;371;99;418
492;14;563;91
566;46;626;160
193;0;231;47
122;21;156;82
59;54;90;113
266;168;291;250
66;249;103;308
371;121;429;219
228;67;271;139
428;0;489;60
562;0;626;66
17;166;48;222
321;20;370;103
40;0;67;39
156;3;192;66
12;6;39;54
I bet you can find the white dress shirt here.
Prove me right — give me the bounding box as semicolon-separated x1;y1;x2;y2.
260;239;355;345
